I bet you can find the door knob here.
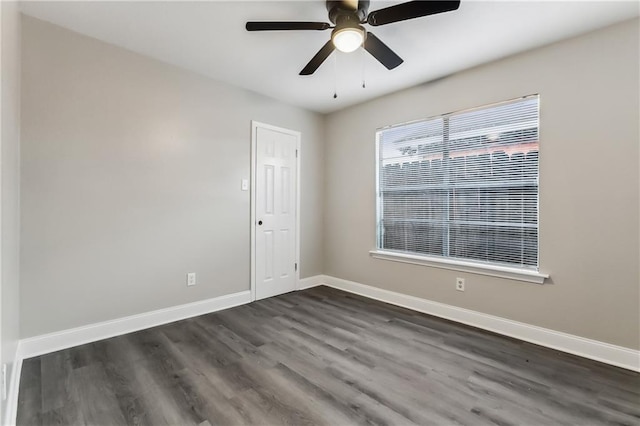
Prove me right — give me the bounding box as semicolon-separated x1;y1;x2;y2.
258;220;263;226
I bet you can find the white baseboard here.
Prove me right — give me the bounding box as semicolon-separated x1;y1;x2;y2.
297;275;324;290
4;342;24;426
19;290;251;359
320;275;640;372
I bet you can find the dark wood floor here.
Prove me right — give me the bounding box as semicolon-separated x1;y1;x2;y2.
17;286;640;425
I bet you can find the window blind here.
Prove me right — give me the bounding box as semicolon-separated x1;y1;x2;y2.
376;95;539;270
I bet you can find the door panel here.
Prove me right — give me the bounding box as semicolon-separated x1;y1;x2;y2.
255;125;298;300
264;165;274;214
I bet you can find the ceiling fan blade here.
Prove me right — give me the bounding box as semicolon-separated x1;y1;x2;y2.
246;21;331;31
367;1;460;26
364;32;403;70
300;40;335;75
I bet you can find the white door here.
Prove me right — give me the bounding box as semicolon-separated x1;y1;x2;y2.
253;123;299;300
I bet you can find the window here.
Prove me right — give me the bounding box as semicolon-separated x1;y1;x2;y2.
375;95;541;275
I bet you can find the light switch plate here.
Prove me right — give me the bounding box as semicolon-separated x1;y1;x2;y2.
241;179;249;191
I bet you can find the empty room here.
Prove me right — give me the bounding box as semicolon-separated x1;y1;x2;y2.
1;0;639;425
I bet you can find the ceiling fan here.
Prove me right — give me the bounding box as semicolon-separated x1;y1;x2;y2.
246;0;461;76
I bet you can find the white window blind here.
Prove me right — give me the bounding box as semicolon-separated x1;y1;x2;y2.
376;95;540;270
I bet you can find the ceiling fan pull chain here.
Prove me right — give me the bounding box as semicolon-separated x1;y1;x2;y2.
333;53;338;99
361;47;366;89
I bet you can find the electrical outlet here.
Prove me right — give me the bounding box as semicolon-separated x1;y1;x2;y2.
187;272;196;287
456;277;465;292
2;363;7;401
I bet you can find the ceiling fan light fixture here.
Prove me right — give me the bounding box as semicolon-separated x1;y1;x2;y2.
247;0;462;75
332;26;364;53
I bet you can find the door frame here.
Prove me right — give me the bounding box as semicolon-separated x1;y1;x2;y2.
250;121;301;302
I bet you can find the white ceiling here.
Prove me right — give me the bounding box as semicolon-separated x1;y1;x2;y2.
20;1;639;114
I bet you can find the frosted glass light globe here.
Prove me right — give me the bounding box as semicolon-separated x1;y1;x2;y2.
332;27;364;53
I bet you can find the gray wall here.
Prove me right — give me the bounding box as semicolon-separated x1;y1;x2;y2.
324;19;640;350
20;16;325;338
1;1;21;420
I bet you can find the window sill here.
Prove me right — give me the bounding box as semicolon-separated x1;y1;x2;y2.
369;250;549;284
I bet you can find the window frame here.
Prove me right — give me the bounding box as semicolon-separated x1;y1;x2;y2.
372;96;548;284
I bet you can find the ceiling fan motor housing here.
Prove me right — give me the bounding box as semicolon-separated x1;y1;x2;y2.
326;0;370;24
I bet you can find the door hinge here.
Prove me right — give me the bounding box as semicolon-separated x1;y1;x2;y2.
295;149;298;158
295;263;298;271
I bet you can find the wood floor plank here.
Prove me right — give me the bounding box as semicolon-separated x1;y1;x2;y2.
17;286;640;426
70;364;127;425
40;350;76;413
16;357;43;426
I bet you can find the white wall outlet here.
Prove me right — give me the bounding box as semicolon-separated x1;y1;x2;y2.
2;363;7;401
187;272;196;287
456;277;465;292
241;179;249;191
